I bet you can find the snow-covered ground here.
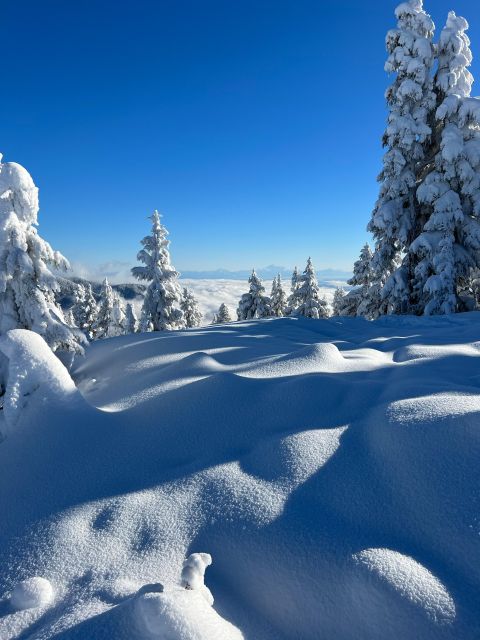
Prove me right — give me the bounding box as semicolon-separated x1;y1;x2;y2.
0;314;480;639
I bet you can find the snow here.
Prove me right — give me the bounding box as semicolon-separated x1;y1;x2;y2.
354;549;455;623
181;553;214;605
0;328;76;434
1;314;480;638
10;577;54;611
135;589;244;640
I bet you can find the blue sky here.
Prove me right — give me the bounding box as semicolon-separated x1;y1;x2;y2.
2;0;479;275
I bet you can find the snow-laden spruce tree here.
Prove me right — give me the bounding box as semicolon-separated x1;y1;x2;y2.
270;274;287;317
108;293;127;337
332;288;347;316
287;266;301;314
213;303;232;324
368;0;436;314
412;11;480;314
64;308;76;327
237;270;272;319
93;278;115;339
0;156;85;365
132;211;185;332
181;288;202;328
72;283;98;341
124;303;138;334
293;258;329;319
340;244;380;318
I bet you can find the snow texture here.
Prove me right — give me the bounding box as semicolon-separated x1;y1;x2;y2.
10;577;54;611
1;315;480;638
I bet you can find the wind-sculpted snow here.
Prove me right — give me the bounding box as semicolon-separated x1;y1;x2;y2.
354;549;455;623
1;315;480;638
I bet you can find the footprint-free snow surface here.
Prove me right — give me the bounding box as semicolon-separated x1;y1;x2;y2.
0;316;480;639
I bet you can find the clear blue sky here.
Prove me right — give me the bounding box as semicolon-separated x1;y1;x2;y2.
2;0;479;274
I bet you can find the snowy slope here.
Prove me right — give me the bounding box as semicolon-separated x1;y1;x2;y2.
0;315;480;639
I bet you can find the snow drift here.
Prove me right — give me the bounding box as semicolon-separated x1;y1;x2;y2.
0;315;480;639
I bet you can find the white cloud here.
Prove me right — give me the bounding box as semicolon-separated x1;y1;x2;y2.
180;279;339;324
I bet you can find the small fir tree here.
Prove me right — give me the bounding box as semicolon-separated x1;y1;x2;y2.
72;283;98;341
132;211;185;331
124;303;138;334
94;278;115;339
294;258;329;319
181;288;202;328
108;293;127;337
270;274;287;317
287;266;301;314
237;270;272;320
214;303;232;324
332;288;347;316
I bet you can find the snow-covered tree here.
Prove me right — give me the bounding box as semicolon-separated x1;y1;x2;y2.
93;278;115;339
124;303;138;334
332;288;347;316
340;244;381;318
108;293;127;337
237;270;272;320
270;274;287;317
132;211;185;332
213;303;232;324
181;288;202;328
72;283;97;341
287;266;301;314
0;156;85;367
412;11;480;314
368;0;436;314
64;308;76;327
293;258;329;319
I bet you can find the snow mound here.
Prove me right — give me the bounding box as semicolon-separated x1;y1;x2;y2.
243;426;347;485
354;549;455;623
10;577;54;610
135;589;244;640
240;342;345;378
181;553;213;605
394;343;480;362
0;329;76;433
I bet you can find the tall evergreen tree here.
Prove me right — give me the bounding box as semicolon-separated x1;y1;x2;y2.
270;274;287;317
412;12;480;314
132;211;185;332
181;288;202;328
368;0;436;313
293;258;329;319
237;270;272;320
0;155;85;365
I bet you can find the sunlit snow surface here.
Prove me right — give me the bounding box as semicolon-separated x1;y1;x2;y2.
1;314;480;639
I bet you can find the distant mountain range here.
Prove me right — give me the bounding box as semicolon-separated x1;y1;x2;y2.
180;265;352;281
